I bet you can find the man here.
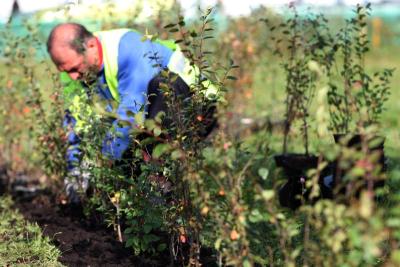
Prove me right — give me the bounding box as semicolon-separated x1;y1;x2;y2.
47;23;217;202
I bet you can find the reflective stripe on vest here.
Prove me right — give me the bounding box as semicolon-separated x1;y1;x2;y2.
94;29;130;103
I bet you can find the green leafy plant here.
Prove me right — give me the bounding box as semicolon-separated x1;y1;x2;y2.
327;3;394;134
265;5;334;155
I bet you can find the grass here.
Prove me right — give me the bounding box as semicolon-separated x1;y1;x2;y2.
0;196;63;267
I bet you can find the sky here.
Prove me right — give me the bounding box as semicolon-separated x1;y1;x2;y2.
0;0;397;23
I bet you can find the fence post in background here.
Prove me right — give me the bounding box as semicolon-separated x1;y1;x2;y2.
372;17;382;49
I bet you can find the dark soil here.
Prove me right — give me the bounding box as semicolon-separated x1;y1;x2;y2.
14;193;143;267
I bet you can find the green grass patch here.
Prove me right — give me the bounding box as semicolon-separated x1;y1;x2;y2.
0;196;63;267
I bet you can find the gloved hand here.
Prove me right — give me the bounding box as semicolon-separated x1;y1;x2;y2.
64;166;90;204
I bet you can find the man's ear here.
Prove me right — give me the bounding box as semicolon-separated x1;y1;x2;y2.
86;38;97;49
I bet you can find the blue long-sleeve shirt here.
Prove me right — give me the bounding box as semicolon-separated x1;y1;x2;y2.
64;31;174;170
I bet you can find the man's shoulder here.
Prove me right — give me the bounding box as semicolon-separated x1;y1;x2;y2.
94;28;140;40
119;30;143;44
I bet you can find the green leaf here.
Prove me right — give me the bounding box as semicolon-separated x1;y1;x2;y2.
262;190;274;201
125;237;137;248
243;259;251;267
154;111;165;123
157;243;167;252
143;224;152;234
350;167;365;177
171;149;183;160
117;120;131;127
153;126;162;137
215;238;222;250
124;227;133;234
391;250;400;264
134;111;145;126
126;110;135;117
163;23;176;29
152;143;171;158
258;168;269;180
144;119;156;130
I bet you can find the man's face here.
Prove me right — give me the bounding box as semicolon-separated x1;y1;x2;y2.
51;43;98;84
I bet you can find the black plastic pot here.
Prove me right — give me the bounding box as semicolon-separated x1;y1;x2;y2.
332;134;385;197
0;164;9;196
274;154;332;210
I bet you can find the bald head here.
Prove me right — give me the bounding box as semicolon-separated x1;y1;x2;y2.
47;23;100;81
47;23;94;63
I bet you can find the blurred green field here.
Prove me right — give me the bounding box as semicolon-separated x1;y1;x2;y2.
249;45;400;156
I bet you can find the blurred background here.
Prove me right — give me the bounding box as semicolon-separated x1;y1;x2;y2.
2;0;400;23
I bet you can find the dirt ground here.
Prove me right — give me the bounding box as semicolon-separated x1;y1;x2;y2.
14;193;143;267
